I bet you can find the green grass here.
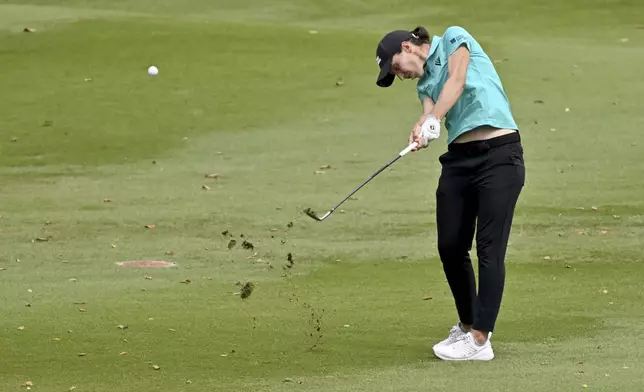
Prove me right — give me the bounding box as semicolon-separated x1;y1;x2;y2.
1;0;644;391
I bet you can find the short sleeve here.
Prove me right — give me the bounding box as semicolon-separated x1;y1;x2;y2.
442;26;474;57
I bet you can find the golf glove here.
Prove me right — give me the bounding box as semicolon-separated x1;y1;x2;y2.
419;115;441;147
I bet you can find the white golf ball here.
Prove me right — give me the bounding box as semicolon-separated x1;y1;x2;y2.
147;65;159;76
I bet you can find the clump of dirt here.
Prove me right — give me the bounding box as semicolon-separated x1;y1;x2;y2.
241;240;254;250
227;239;237;249
238;281;254;299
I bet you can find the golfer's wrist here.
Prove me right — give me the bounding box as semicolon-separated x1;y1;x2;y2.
421;114;439;122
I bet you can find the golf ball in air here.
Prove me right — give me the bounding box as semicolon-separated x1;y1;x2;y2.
147;65;159;76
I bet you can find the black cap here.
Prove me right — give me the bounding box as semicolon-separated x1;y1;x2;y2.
375;30;414;87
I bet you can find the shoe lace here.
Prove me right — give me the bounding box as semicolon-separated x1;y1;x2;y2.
448;326;467;342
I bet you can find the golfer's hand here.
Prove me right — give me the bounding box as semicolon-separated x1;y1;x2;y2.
410;115;441;151
409;121;425;152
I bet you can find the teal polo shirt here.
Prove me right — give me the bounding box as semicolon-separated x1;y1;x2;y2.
416;26;518;144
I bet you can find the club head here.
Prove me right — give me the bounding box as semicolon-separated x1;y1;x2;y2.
303;208;332;221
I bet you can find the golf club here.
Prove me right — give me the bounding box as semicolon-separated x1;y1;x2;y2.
304;141;419;221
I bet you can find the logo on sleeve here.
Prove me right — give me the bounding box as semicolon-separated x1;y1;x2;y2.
450;35;465;44
434;58;441;66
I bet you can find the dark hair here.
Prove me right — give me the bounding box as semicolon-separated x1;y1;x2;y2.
409;26;430;45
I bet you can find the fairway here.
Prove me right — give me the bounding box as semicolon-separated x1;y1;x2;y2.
1;0;644;391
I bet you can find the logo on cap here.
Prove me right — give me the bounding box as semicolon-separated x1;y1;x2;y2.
376;56;382;65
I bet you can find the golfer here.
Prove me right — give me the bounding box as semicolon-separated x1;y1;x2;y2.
374;25;525;360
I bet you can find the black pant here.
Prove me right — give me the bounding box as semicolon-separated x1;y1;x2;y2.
436;132;525;333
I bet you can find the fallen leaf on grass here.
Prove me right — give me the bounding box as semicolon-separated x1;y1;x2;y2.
34;236;51;242
145;224;156;229
78;353;86;357
69;386;77;391
119;351;128;356
168;328;176;332
165;250;175;255
21;381;34;388
543;256;551;260
422;296;433;300
204;173;219;179
78;308;86;312
69;278;77;282
314;170;325;174
23;28;36;33
591;206;599;211
335;79;344;87
117;324;128;330
103;198;112;203
152;365;160;370
180;279;191;284
18;326;25;331
319;164;332;169
202;184;211;190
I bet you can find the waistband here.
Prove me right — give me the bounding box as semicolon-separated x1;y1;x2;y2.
448;132;521;154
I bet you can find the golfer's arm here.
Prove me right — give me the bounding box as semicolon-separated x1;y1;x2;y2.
418;97;435;122
431;46;470;120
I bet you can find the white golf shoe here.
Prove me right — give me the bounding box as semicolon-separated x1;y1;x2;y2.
433;331;494;361
432;322;469;351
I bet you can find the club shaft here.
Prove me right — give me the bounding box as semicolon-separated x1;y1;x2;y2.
329;154;402;212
